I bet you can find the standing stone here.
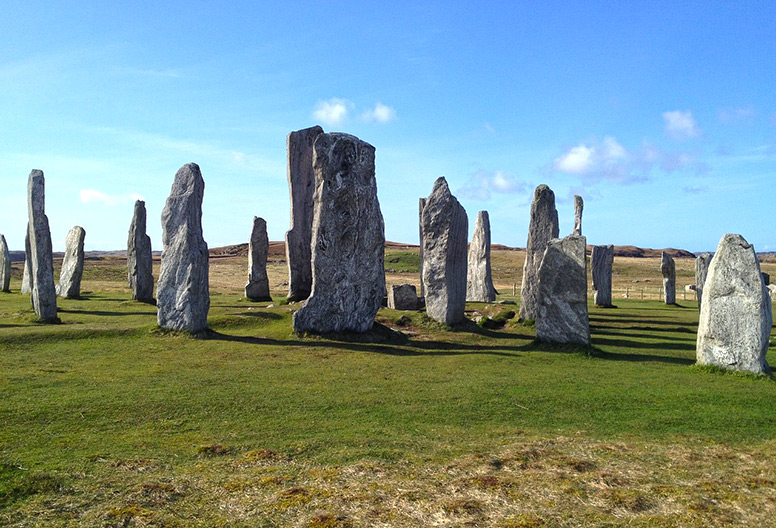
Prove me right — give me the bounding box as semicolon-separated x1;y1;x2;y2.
418;197;426;298
27;170;58;321
388;284;418;310
536;235;590;345
695;253;712;309
467;210;496;302
573;195;583;236
421;177;468;325
127;200;154;303
762;272;770;286
661;252;676;304
245;216;271;301
157;163;209;333
56;226;85;298
292;133;385;333
0;234;10;292
21;232;31;294
591;244;614;307
519;185;559;320
285;125;324;301
696;234;772;374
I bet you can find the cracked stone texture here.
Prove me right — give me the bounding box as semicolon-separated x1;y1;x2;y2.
466;210;496;302
519;185;559;320
27;170;58;321
591;244;614;307
0;234;10;292
127;200;154;303
56;226;85;298
695;253;712;310
245;216;271;301
661;252;676;304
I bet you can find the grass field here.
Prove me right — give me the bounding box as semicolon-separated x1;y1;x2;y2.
1;249;775;527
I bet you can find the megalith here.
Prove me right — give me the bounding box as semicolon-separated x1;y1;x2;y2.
285;125;324;301
127;200;154;303
27;170;58;321
696;234;772;374
418;197;426;298
573;195;583;236
0;234;10;292
292;133;385;333
661;252;676;304
694;252;712;309
519;185;559;320
420;177;468;326
591;244;614;307
56;226;85;298
21;237;31;294
157;163;209;333
467;210;496;302
245;216;271;301
388;284;418;310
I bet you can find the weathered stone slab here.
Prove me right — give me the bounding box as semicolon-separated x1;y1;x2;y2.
591;244;614;307
245;216;271;301
420;177;468;326
418;197;426;298
285;125;324;301
292;133;385;333
0;234;10;292
157;163;209;333
573;195;583;236
127;200;154;303
695;253;712;309
388;284;418;310
27;170;58;321
21;232;31;294
56;226;85;298
762;272;770;286
696;234;772;374
519;185;559;320
536;235;590;345
661;252;676;304
467;210;496;302
769;284;776;300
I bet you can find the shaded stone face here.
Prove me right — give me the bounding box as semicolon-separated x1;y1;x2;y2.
519;185;559;320
56;226;85;298
127;200;154;303
285;125;324;301
388;284;418;310
245;216;271;301
27;170;58;322
661;252;676;304
0;234;10;292
536;235;590;345
694;253;712;309
292;133;385;333
591;244;614;307
421;177;468;326
573;195;583;236
696;234;771;374
157;163;209;333
466;210;496;302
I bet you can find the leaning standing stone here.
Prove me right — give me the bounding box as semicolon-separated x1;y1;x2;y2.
420;177;468;326
285;125;324;301
157;163;210;333
696;234;772;374
694;253;712;309
292;133;385;333
519;185;559;320
27;170;58;321
467;210;496;302
0;234;10;292
661;251;676;304
127;200;154;303
536;235;590;345
591;244;614;307
245;216;271;301
56;226;85;298
573;195;583;236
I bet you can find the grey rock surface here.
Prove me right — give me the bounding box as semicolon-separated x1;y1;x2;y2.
285;125;324;301
762;272;770;286
519;185;559;320
418;197;426;298
21;233;31;294
127;200;154;303
420;177;468;325
56;226;85;298
536;235;590;345
695;253;712;309
245;216;271;301
573;195;583;236
467;210;496;302
769;284;776;300
292;133;385;333
591;244;614;307
157;163;210;333
388;284;418;310
27;170;58;321
661;251;676;304
0;234;10;292
696;234;772;374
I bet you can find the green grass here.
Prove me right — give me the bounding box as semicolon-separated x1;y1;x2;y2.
384;250;420;273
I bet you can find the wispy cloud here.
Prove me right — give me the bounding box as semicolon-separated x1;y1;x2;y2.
112;66;183;79
682;185;707;195
663;110;702;140
361;102;397;123
312;98;353;126
80;189;143;206
717;107;754;125
457;170;528;201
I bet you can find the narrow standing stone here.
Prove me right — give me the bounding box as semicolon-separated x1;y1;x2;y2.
573;195;583;236
0;234;11;292
245;216;271;301
27;170;58;321
467;210;496;302
21;232;31;294
421;177;468;325
157;163;209;333
661;251;676;304
292;133;385;333
519;185;559;320
56;226;85;298
695;253;712;309
285;125;324;301
591;244;614;307
696;234;772;374
418;197;426;299
127;200;154;303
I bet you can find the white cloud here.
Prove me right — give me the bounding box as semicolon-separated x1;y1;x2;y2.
361;102;397;123
312;98;353;126
554;145;594;174
457;170;528;201
80;189;143;206
663;110;701;140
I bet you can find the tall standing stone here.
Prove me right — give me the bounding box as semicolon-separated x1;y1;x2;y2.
573;195;583;236
285;125;324;301
245;216;271;301
696;234;772;374
0;234;10;292
661;252;676;304
292;133;385;333
157;163;209;333
21;232;31;294
421;177;468;325
519;185;559;320
419;197;426;298
56;226;85;298
467;210;496;302
27;170;58;321
127;200;154;303
591;244;614;307
536;235;590;345
695;252;712;309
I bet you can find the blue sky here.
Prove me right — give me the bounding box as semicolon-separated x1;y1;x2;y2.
1;1;774;253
